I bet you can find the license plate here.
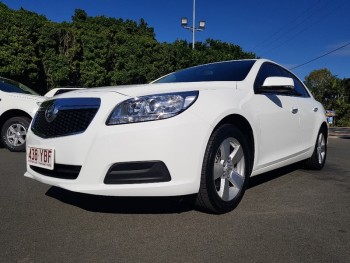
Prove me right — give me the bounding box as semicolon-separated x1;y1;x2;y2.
27;146;55;170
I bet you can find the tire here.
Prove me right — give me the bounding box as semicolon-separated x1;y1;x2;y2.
304;128;327;170
1;116;31;152
195;124;251;214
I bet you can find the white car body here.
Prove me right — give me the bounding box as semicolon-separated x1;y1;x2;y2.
24;59;327;212
0;77;45;151
44;87;85;97
0;91;43;118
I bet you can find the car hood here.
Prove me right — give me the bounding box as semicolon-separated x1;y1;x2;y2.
7;92;45;102
57;82;238;98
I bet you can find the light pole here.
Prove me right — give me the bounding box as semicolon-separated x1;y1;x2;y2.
181;0;205;49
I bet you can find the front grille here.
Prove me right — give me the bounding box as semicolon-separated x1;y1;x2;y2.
30;164;81;179
32;108;97;138
31;98;101;138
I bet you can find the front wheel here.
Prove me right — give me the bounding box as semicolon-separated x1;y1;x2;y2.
195;124;251;214
1;116;31;152
304;128;327;170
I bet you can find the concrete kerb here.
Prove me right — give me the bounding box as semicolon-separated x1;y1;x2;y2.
328;127;350;139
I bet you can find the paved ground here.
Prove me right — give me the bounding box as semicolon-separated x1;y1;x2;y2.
0;138;349;262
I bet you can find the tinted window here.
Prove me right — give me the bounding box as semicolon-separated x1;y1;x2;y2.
153;60;256;83
280;68;310;97
254;62;283;91
0;78;39;95
254;63;310;97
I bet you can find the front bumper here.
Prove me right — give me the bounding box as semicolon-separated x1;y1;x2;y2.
25;93;211;196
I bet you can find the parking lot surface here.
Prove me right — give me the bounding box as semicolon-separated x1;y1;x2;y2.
0;138;349;262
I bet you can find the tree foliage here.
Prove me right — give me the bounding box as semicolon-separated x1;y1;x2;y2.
0;3;255;94
305;69;350;126
4;4;346;125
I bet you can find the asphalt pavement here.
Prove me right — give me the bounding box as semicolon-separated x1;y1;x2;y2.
0;137;349;262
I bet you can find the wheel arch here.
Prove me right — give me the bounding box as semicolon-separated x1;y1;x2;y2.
212;114;255;173
0;110;32;131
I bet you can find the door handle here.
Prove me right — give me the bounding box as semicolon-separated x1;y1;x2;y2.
291;107;298;114
313;107;318;112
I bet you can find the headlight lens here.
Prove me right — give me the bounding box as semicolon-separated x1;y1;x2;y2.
106;91;199;125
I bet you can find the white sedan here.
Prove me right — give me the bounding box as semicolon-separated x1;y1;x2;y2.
25;59;327;213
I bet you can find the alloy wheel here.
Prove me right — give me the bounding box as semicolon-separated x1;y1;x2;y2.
6;123;27;147
213;137;245;201
317;133;326;164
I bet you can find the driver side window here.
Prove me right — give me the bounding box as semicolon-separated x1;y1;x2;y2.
254;63;283;93
279;68;310;98
254;63;310;97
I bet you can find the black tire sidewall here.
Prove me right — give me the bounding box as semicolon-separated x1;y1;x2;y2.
304;127;327;170
313;128;327;169
202;124;251;213
1;117;31;152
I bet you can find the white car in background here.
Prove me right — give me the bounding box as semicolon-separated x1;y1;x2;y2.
25;59;328;213
0;77;44;151
44;87;84;97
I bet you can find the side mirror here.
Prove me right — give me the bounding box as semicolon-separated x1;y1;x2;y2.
260;77;294;93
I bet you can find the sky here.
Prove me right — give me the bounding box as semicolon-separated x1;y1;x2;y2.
1;0;349;80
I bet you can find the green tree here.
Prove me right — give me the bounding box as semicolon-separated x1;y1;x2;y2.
0;3;47;92
305;69;350;126
304;68;335;104
0;3;257;93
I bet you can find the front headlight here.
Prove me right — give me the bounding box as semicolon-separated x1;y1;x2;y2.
106;91;199;125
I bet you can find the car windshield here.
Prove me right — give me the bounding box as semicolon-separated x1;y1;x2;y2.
0;77;39;95
153;60;256;84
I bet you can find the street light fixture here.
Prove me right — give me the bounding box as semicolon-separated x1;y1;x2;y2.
181;17;188;27
199;21;206;30
181;0;206;49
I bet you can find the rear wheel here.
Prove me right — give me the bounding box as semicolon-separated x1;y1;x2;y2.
195;124;251;214
304;128;327;170
1;116;31;152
